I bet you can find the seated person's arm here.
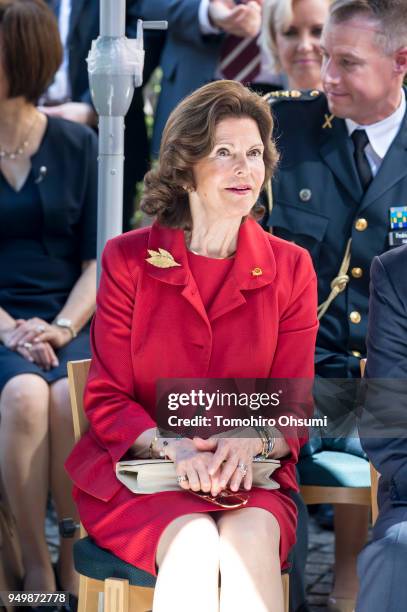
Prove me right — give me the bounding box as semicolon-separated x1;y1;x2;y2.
361;254;407;501
267;249;319;463
50;259;97;340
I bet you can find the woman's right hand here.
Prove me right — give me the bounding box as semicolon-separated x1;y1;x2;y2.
164;438;222;495
0;324;21;349
0;323;58;369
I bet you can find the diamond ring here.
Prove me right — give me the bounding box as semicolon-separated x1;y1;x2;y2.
176;475;188;484
238;462;248;476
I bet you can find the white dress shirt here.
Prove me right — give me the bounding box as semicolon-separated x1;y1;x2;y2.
46;0;72;103
345;90;406;177
198;0;283;86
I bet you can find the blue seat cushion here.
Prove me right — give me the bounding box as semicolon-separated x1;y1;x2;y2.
298;451;370;487
73;537;156;588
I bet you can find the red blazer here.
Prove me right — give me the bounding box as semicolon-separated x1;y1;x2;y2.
65;217;318;502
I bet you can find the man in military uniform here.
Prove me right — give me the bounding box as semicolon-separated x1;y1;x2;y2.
265;0;407;609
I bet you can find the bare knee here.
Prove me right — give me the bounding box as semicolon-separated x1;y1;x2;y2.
49;378;72;422
0;375;49;432
218;508;280;555
156;513;219;570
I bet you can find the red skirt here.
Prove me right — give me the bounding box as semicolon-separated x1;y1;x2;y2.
73;484;297;577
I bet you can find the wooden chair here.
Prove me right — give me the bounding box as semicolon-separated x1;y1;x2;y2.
299;365;372;510
299;360;380;522
299;455;372;508
68;359;155;612
67;359;290;612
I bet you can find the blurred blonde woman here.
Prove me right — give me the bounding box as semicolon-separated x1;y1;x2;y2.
260;0;329;90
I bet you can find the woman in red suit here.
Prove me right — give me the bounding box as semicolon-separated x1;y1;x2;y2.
66;80;318;612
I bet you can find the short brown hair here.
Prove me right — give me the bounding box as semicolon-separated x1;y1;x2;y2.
141;80;279;229
0;0;63;103
329;0;407;54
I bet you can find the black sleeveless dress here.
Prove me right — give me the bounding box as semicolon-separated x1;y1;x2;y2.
0;169;92;391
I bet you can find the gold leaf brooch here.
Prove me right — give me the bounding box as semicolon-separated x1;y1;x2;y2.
146;248;181;268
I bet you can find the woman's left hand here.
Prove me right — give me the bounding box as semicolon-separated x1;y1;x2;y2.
193;430;263;493
7;318;72;350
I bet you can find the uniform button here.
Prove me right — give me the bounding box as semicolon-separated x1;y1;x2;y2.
299;188;312;202
351;350;361;358
351;267;363;278
355;218;368;231
349;311;361;324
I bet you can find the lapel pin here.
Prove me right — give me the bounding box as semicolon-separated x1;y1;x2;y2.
146;248;181;268
251;267;263;277
322;114;335;129
34;166;47;184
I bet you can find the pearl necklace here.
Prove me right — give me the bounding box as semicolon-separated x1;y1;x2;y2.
0;113;38;160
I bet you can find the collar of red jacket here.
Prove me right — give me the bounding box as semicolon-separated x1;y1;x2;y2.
145;216;277;291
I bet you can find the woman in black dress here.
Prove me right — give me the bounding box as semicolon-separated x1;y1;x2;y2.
0;0;97;602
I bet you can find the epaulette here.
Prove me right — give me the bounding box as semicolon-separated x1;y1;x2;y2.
263;89;322;104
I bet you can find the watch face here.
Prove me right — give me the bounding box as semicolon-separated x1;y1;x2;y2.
57;318;72;327
54;318;77;338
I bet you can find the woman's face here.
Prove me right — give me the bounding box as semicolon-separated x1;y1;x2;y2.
191;117;265;221
275;0;328;90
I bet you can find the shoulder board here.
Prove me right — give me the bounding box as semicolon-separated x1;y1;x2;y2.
263;89;322;105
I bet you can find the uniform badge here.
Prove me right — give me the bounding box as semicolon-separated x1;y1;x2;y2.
390;206;407;229
389;207;407;246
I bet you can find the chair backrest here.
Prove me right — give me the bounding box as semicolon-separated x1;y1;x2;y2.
67;359;91;443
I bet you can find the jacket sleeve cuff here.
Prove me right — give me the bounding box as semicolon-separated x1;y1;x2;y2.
108;415;157;464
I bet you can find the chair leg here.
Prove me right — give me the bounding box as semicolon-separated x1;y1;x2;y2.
104;578;129;612
282;574;290;612
128;585;155;612
77;574;87;612
78;576;102;612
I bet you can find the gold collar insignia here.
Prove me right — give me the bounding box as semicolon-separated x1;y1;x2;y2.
322;114;335;129
146;248;181;268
